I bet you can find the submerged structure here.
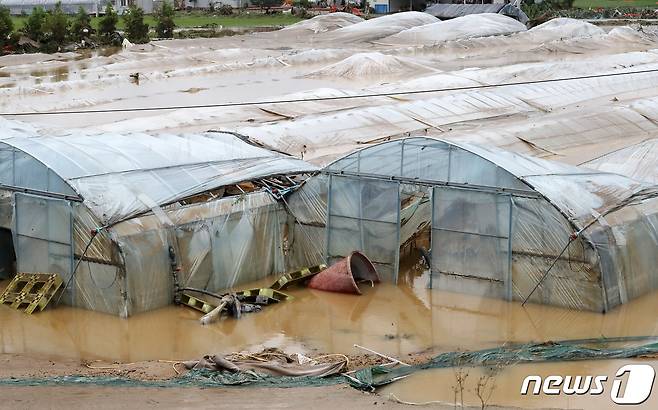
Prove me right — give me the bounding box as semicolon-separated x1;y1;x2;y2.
287;138;658;312
0;119;656;315
2;13;658;316
0;120;315;316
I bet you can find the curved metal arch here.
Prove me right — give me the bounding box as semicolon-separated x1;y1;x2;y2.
0;141;82;202
325;136;535;192
322;136;594;242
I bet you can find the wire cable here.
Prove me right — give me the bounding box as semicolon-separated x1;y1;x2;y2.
55;228;99;306
2;68;658;117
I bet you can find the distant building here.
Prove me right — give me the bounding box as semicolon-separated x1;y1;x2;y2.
371;0;515;14
184;0;248;9
371;0;425;14
114;0;155;14
0;0;103;14
0;0;156;14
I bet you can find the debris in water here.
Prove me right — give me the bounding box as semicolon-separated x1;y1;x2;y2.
183;264;328;324
309;251;380;295
180;287;290;325
182;348;348;382
270;264;327;290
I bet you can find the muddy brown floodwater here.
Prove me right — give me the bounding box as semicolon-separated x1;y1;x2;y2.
2;263;658;408
2;263;658;363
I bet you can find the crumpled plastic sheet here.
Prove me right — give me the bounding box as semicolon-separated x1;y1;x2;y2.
183;354;347;380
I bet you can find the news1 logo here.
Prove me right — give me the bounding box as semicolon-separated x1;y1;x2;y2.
520;364;656;405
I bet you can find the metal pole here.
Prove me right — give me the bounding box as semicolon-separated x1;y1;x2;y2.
521;236;575;306
324;174;333;265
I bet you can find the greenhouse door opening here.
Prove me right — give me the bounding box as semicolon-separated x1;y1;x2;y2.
325;174;401;283
12;193;73;298
399;184;432;263
430;187;513;300
0;228;16;280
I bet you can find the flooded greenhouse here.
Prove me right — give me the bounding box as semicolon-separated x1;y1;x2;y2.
0;119;316;316
288;137;658;312
1;9;658;409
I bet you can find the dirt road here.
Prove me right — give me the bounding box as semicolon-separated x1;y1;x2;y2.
1;385;406;410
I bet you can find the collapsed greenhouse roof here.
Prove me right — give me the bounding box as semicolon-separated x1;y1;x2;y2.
0;119;316;224
424;3;529;24
0;119;318;317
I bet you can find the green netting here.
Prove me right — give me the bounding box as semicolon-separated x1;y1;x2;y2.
0;369;344;389
1;336;657;390
348;336;658;390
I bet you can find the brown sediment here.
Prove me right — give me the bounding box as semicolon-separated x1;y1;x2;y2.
3;260;658;410
0;348;424;381
0;385;416;410
2;261;658;364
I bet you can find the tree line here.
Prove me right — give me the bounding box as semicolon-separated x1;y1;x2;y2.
0;1;176;54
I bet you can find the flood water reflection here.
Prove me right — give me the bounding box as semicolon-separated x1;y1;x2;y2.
381;357;658;409
2;264;658;364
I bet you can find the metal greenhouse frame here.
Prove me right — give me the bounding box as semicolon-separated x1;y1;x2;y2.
313;137;658;311
0;120;317;316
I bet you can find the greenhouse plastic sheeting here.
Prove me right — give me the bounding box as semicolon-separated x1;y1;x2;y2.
110;191;289;315
584;138;658;184
381;14;527;46
431;187;512;300
326;174;400;282
0;120;318;316
27;190;296;316
0;124;316;225
432;103;658;168
239;56;658;164
0;142;79;198
424;3;529;24
13;193;73;300
288;137;658;311
323;11;438;43
280;12;363;34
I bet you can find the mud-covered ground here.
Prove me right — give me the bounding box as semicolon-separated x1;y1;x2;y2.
0;352;461;409
0;350;430;380
0;352;556;409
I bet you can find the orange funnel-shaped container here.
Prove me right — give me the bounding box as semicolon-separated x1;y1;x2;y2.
308;251;380;295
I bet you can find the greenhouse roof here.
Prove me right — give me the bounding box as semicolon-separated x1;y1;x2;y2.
0;119;317;224
325;137;658;231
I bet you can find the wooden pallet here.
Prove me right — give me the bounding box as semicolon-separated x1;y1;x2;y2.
270;264;327;291
181;287;292;314
235;288;292;304
180;293;216;314
0;272;63;314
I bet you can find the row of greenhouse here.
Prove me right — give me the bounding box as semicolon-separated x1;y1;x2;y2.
0;109;656;316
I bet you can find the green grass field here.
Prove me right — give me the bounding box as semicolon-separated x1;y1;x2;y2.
573;0;658;8
9;13;303;31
